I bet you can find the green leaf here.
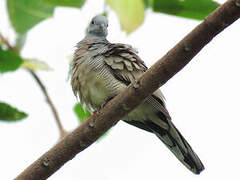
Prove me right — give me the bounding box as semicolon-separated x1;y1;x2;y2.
74;103;91;123
21;59;52;71
0;102;27;122
43;0;86;8
151;0;220;20
0;46;23;73
143;0;150;8
7;0;55;34
106;0;145;34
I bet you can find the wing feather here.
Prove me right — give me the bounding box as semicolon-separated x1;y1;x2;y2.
102;43;147;84
102;43;171;121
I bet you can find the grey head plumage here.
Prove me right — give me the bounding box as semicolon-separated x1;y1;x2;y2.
87;15;108;38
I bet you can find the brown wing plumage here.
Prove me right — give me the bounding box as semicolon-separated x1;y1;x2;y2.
101;43;167;111
102;43;147;85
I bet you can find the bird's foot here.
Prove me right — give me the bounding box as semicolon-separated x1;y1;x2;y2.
93;96;116;115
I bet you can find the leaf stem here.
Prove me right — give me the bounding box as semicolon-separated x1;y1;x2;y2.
29;70;68;138
0;33;15;51
0;32;68;138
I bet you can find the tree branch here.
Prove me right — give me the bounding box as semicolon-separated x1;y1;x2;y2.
14;0;240;179
29;70;68;138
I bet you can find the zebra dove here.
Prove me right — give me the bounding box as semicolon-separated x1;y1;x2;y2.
71;15;204;174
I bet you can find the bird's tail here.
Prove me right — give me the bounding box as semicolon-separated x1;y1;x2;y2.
146;120;204;174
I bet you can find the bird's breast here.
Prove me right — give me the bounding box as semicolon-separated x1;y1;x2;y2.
75;58;125;110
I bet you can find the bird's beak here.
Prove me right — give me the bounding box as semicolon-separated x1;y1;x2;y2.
100;23;105;29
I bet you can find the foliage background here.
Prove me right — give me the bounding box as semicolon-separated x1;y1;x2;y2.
1;0;240;179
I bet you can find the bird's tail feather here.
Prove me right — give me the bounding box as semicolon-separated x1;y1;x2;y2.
146;121;204;174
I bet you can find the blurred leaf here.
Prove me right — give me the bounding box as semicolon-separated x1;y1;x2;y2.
151;0;220;20
0;102;27;122
7;0;87;35
106;0;145;34
21;59;52;71
102;11;108;18
143;0;150;8
74;103;91;123
7;0;54;34
0;46;23;73
43;0;86;8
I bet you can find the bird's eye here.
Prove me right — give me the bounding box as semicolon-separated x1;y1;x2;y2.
91;21;95;25
106;23;108;27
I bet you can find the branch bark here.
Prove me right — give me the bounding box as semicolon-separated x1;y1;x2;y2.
15;0;240;179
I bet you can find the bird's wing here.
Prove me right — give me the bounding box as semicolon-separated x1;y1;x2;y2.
102;43;147;84
102;43;169;114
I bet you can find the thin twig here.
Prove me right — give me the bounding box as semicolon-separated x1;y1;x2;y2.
0;32;67;138
14;1;240;179
0;33;15;51
29;70;68;138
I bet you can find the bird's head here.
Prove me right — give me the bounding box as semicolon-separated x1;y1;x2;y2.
87;15;108;38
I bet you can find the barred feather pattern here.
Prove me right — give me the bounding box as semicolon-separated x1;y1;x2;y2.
70;36;204;174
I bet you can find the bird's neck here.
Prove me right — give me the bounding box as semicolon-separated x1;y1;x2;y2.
85;34;107;41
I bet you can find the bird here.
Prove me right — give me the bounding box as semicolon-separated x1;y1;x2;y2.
71;15;204;174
